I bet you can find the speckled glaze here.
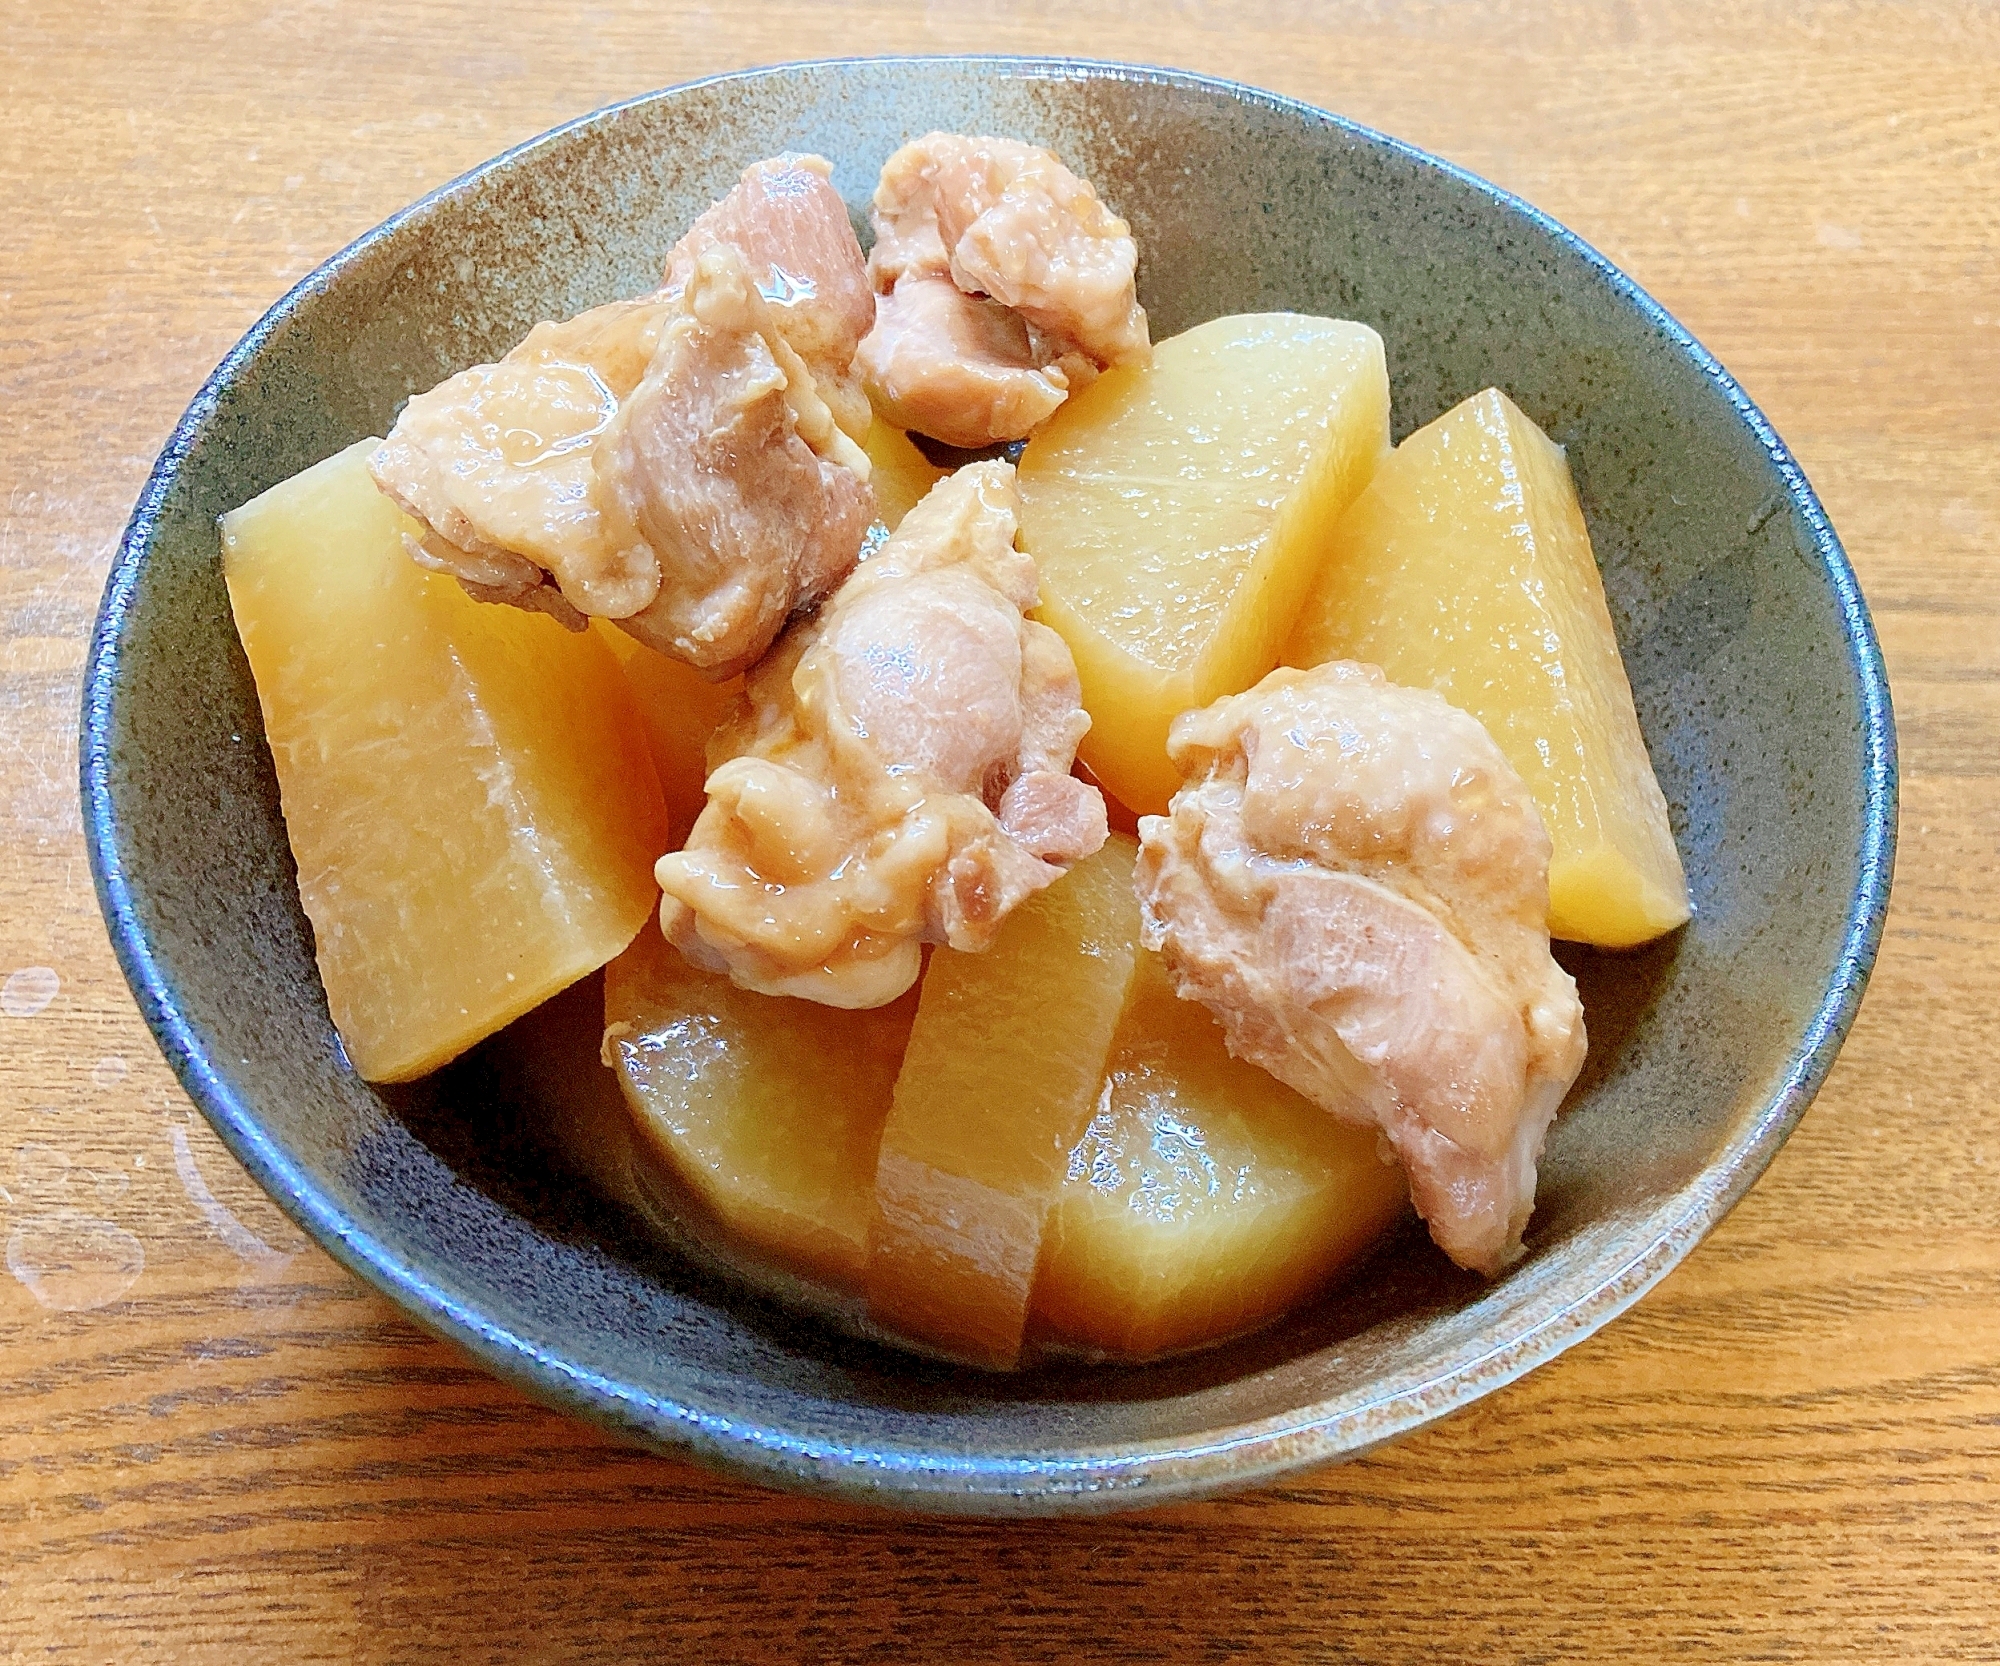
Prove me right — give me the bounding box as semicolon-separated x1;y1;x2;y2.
81;59;1895;1514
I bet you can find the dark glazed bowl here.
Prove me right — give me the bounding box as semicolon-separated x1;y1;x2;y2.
82;58;1895;1513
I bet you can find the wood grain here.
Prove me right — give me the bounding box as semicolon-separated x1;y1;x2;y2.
3;1;1997;1658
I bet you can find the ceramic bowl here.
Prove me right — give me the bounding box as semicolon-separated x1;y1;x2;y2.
82;57;1895;1514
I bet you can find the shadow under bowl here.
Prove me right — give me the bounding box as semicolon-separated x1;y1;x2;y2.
81;57;1895;1514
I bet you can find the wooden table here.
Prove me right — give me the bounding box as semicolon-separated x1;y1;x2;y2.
3;1;1994;1657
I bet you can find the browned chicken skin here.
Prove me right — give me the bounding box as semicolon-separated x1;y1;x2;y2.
858;134;1149;448
368;154;875;675
656;461;1108;1009
1134;662;1587;1276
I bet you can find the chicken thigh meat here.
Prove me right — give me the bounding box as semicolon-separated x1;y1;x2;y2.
656;461;1108;1009
1134;661;1586;1275
858;133;1150;448
595;243;875;676
368;294;679;630
369;153;876;675
662;152;876;447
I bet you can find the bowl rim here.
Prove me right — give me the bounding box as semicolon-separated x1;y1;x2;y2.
80;53;1898;1515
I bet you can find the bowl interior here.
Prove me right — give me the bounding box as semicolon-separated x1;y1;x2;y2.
85;58;1891;1511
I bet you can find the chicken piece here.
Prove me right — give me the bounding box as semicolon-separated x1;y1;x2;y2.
857;275;1070;450
595;244;875;677
868;134;1149;362
664;153;876;446
1133;662;1587;1276
858;133;1149;448
369;296;679;628
656;461;1108;1008
371;153;877;666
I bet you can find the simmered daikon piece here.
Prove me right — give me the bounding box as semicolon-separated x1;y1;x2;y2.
866;836;1141;1368
1018;313;1390;814
220;439;668;1081
862;417;946;531
1287;388;1688;947
596;622;741;850
603;925;917;1294
1032;947;1406;1361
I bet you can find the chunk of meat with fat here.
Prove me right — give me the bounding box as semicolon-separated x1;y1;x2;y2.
596;244;874;677
859;133;1149;447
1133;661;1587;1276
369;296;677;630
869;135;1148;362
656;461;1109;1009
369;153;875;672
858;275;1068;451
664;153;875;446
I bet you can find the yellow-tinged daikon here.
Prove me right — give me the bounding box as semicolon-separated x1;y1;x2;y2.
1018;313;1391;815
220;439;668;1081
1288;388;1689;947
